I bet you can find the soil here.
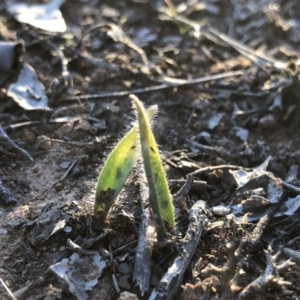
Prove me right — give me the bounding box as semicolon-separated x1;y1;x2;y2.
1;0;300;299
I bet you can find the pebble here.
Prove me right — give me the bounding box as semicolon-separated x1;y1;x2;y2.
116;253;129;262
258;114;277;130
32;165;39;174
0;228;8;235
9;181;16;188
118;275;131;290
59;161;72;169
117;291;139;300
23;130;37;144
118;263;131;275
75;119;92;132
54;123;73;137
37;135;52;150
210;206;231;216
223;100;233;113
210;249;217;256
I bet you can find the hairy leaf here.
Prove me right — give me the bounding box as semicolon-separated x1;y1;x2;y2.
94;105;157;219
130;94;175;237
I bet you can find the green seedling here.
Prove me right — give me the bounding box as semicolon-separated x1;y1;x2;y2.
94;105;157;219
130;95;175;238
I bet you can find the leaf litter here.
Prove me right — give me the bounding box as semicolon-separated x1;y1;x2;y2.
1;0;300;299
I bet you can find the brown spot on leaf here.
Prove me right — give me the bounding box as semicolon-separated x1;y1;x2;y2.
161;200;169;210
116;168;125;180
95;188;115;206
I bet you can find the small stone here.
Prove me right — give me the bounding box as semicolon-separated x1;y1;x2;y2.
75;119;92;132
54;182;63;192
54;123;74;137
9;181;16;188
118;263;131;275
93;121;106;130
210;249;217;256
223;100;233;113
196;131;212;145
0;228;8;235
32;165;39;174
59;161;71;169
118;275;131;290
23;130;37;144
117;291;139;300
37;135;52;150
258;114;277;130
116;253;129;262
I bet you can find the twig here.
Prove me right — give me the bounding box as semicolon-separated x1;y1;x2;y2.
282;247;300;266
201;239;246;296
173;174;193;204
202;26;285;72
162;11;286;71
0;124;33;161
24;30;73;88
247;211;272;252
201;239;246;282
195;86;266;97
191;164;252;176
0;278;17;300
51;159;78;189
112;240;137;255
81;22;149;67
42;138;93;147
13;280;37;300
286;236;300;247
282;181;300;194
6;116;81;133
47;40;73;88
134;160;153;296
169;179;209;193
285;165;299;186
112;274;120;294
186;140;228;156
0;147;18;158
61;160;77;180
149;200;208;300
173;174;193;237
238;247;294;299
66;239;97;256
281;164;300;193
60;70;243;101
247;186;285;252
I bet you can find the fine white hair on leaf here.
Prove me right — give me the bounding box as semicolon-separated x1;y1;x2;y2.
94;99;158;219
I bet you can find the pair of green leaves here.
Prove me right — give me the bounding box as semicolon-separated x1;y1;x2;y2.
95;95;175;237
